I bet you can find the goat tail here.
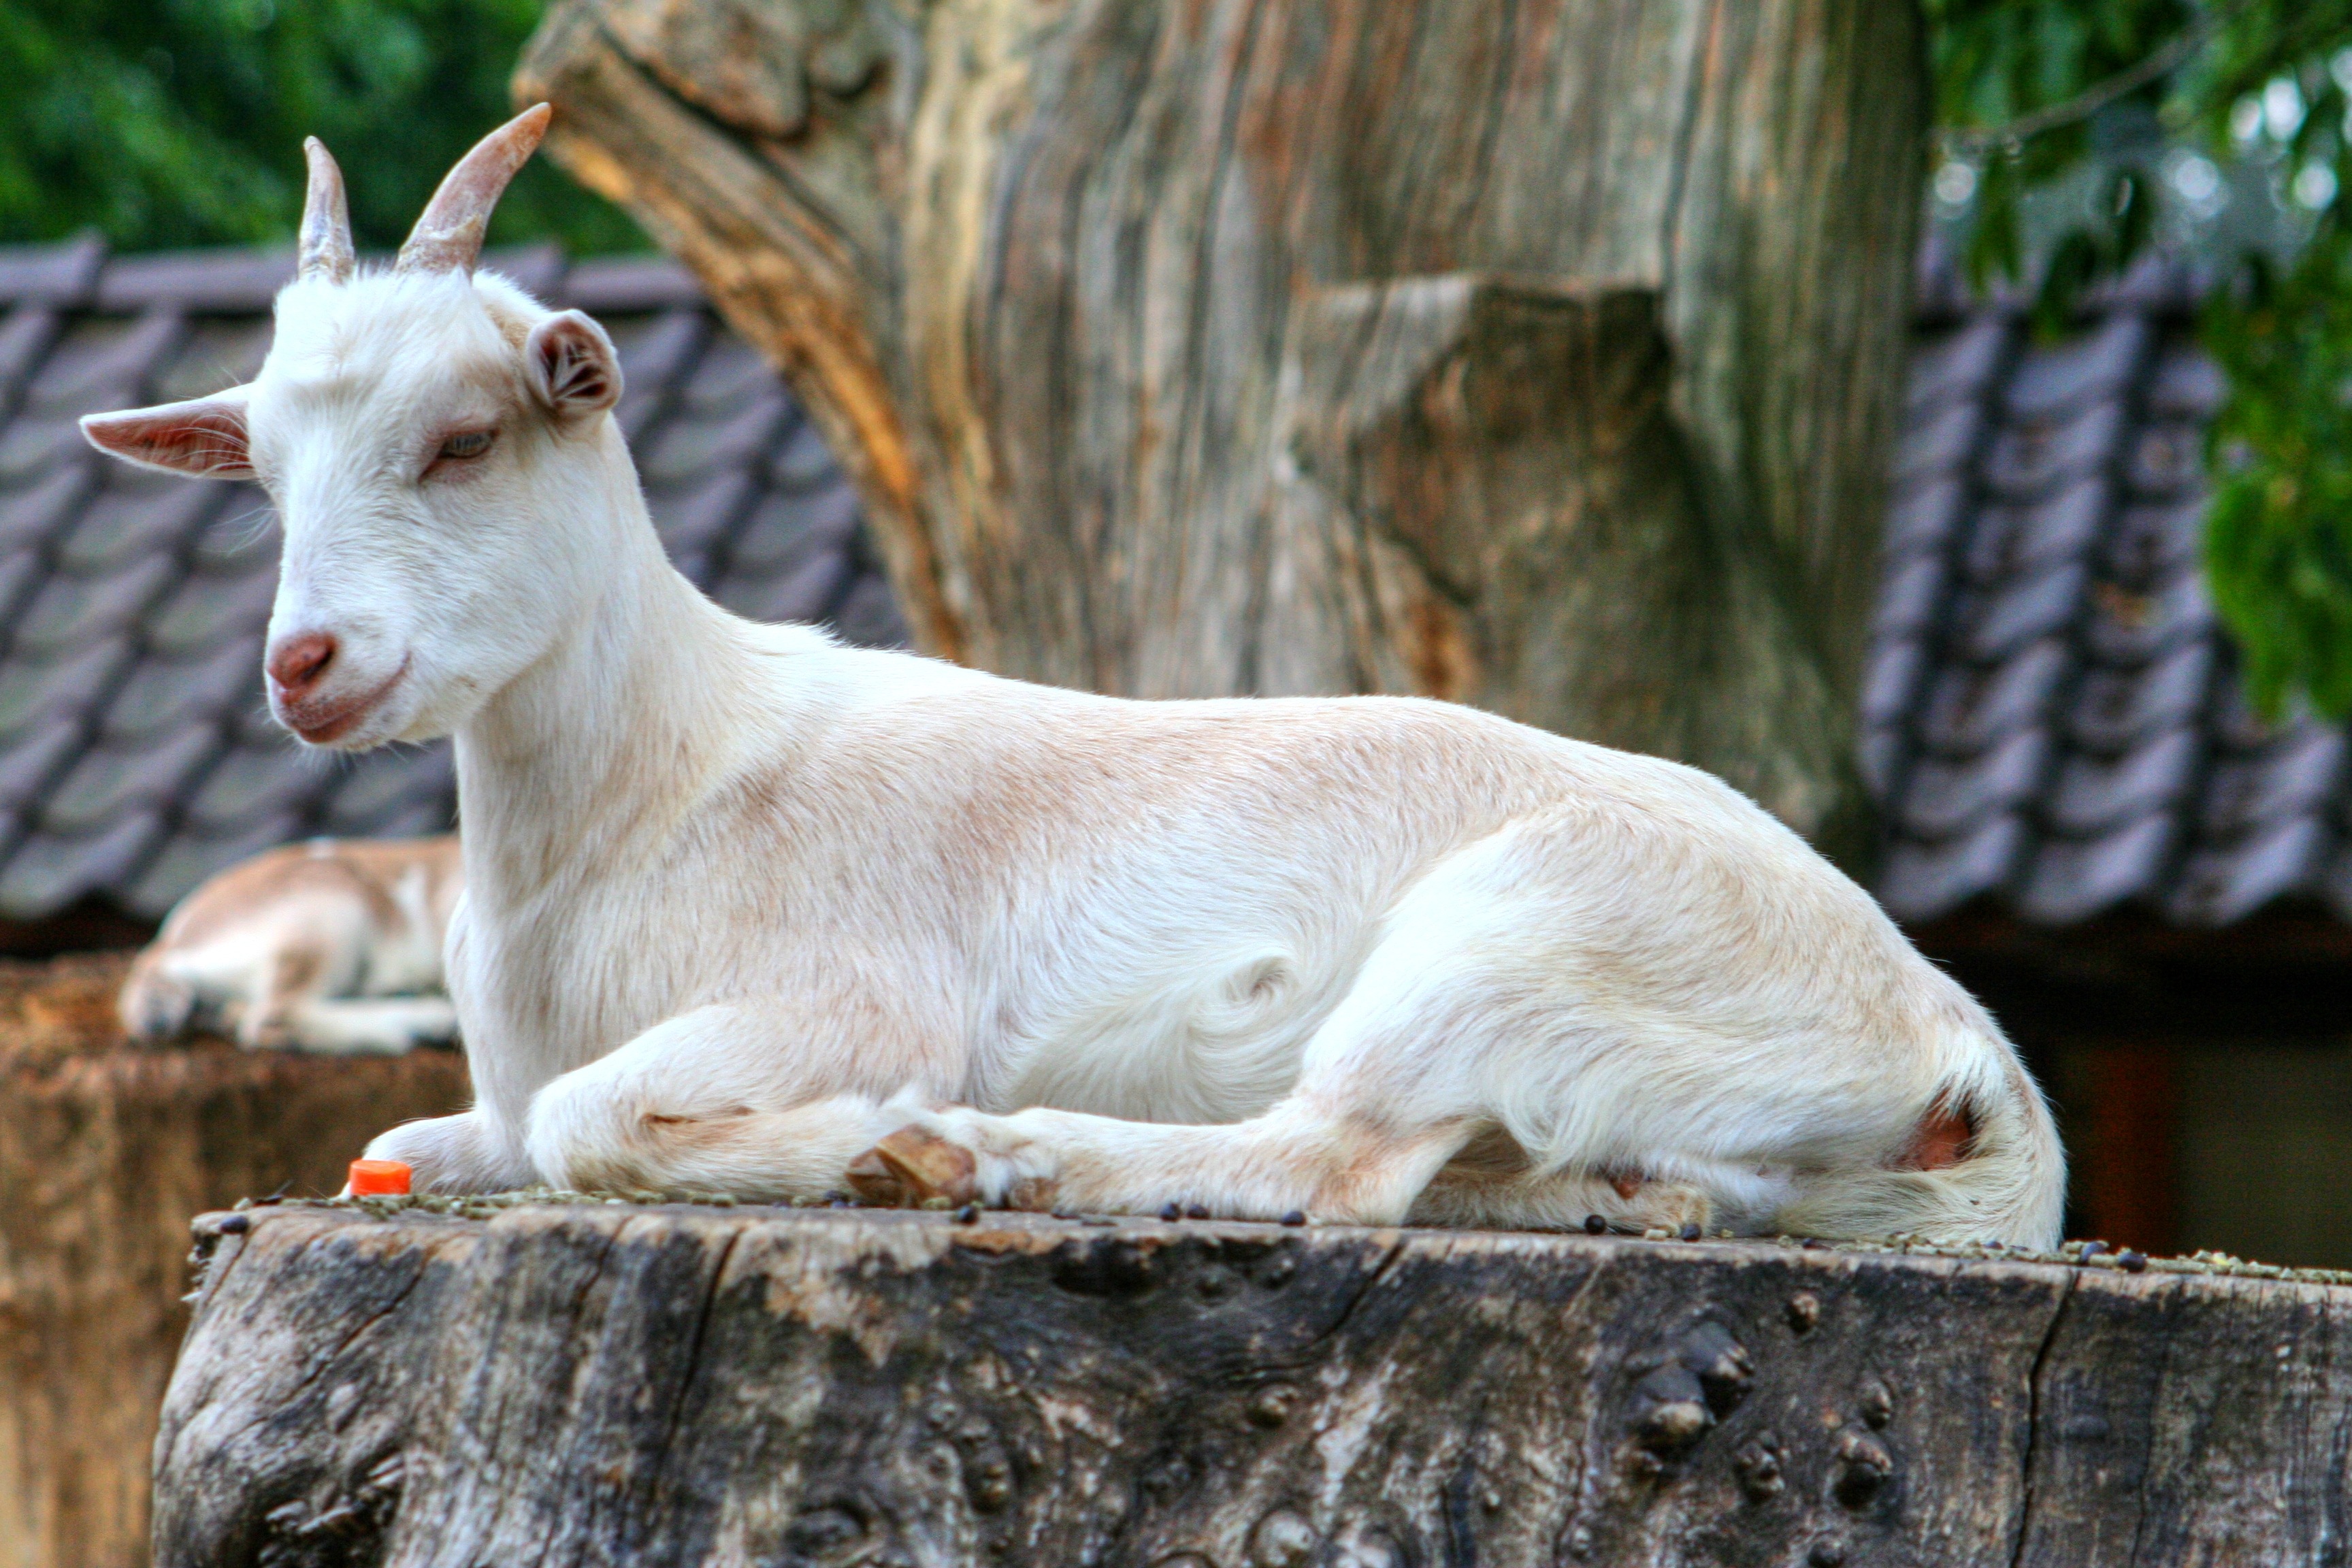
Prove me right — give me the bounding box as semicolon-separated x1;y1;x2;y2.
1779;1033;2068;1250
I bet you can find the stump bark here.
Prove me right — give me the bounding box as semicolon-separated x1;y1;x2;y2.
515;0;1925;855
0;957;468;1568
157;1203;2352;1567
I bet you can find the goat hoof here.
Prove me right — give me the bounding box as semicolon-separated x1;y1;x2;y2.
845;1127;977;1207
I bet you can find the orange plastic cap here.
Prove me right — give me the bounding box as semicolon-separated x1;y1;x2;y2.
348;1158;412;1196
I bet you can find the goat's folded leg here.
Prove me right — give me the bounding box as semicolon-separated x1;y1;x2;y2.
361;1109;536;1195
845;1098;1479;1224
519;1003;940;1200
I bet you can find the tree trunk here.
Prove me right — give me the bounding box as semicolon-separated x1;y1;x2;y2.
516;0;1925;855
0;957;468;1568
157;1203;2352;1567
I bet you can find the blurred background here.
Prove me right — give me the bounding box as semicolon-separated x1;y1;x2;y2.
8;1;2352;1560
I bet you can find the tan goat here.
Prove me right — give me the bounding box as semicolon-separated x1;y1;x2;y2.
120;836;461;1054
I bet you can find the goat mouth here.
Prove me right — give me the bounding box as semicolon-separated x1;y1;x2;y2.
284;655;411;745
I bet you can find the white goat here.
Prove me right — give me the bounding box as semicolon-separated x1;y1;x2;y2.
120;835;460;1054
82;109;2064;1244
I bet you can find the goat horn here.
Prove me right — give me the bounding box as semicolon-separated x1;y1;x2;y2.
296;138;355;285
395;103;553;276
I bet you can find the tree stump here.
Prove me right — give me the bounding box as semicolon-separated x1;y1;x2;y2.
156;1202;2352;1567
514;0;1925;858
0;957;468;1568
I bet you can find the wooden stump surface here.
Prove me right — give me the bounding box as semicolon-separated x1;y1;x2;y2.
156;1197;2352;1568
0;957;470;1568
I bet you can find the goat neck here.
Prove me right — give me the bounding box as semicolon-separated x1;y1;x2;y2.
454;435;762;908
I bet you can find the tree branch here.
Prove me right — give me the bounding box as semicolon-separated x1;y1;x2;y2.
1936;7;2238;159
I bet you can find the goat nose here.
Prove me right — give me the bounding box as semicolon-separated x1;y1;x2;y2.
267;632;338;698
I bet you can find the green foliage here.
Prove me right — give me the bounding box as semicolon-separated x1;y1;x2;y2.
0;0;643;254
2203;238;2352;715
1930;1;2352;719
1927;0;2191;304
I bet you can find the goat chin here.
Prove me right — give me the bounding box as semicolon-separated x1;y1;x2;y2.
84;116;2066;1245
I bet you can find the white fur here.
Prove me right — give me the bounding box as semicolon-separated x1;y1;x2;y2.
84;255;2066;1245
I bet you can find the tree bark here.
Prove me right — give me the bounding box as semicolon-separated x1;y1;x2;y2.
516;0;1925;855
156;1203;2352;1568
0;957;468;1568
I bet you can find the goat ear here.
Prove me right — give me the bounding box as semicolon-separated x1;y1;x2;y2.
525;311;622;421
80;390;255;480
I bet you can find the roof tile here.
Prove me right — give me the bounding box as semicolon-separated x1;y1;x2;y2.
182;740;324;835
1959;478;2108;587
1980;402;2125;501
0;811;162;913
2081;569;2211;664
563;256;703;314
101;638;259;740
146;564;276;658
10;551;178;657
0;717;85;810
1894;398;1982;483
2200;725;2345;834
40;727;221;835
1878;812;2026;922
54;478;223;572
1900;726;2049;838
830;571;908;648
1950;562;2088;663
2002;315;2152;418
717;549;851;625
1860;638;1927;730
0;236;108;306
1858;725;1908;800
1918;640;2068;757
2068;638;2214;753
1871;552;1948;642
94;250;293;312
1882;476;1967;561
20;309;184;416
2168;814;2329;926
0;638;133;741
1907;316;2011;414
2018;813;2176;924
2103;497;2203;586
2122;421;2204;499
2144;343;2227;419
2045;727;2199;836
321;745;455;832
0;306;65;412
0;463;93;553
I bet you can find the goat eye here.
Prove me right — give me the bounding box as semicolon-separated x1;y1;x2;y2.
438;429;495;461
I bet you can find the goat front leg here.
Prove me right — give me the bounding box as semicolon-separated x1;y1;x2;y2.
847;1097;1478;1225
521;1003;941;1200
362;1109;536;1195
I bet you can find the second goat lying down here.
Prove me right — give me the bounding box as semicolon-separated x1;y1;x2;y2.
82;109;2065;1245
121;835;460;1054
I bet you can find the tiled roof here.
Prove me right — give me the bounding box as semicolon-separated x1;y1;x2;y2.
0;238;902;921
0;237;2334;932
1871;252;2349;928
